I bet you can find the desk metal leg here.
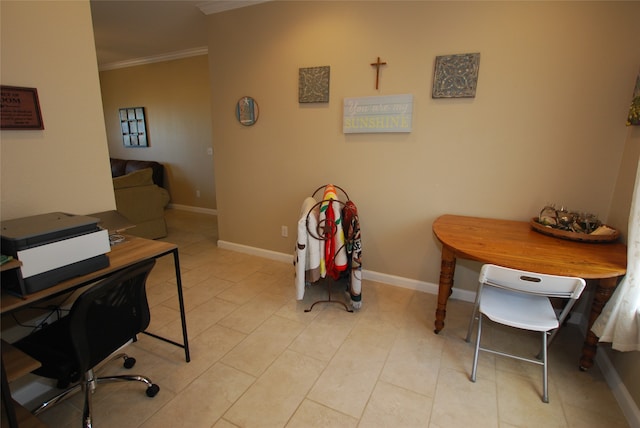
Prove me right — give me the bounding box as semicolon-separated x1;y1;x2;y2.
580;276;618;370
142;248;190;362
172;249;190;362
434;246;456;334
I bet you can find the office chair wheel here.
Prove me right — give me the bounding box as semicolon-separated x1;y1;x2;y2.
146;384;160;397
123;356;136;369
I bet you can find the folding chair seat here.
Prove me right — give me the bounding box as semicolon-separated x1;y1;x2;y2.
465;264;586;403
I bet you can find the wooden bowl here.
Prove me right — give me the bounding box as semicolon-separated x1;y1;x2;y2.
530;218;620;243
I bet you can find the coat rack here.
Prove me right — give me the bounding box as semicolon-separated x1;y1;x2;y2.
296;184;362;313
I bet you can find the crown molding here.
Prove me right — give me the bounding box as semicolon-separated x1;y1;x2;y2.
98;46;208;72
98;1;269;71
196;1;270;15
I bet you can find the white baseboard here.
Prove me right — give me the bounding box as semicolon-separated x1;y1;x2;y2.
596;350;640;427
362;269;477;303
168;204;217;216
217;240;293;263
216;240;477;302
214;240;588;325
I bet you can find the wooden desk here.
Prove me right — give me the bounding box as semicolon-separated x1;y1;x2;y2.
1;341;45;428
1;235;190;361
1;341;41;383
432;214;627;370
1;235;190;427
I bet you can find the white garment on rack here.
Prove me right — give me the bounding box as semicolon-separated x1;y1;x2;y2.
294;196;321;300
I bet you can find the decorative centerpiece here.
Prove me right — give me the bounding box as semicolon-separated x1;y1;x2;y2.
531;205;619;242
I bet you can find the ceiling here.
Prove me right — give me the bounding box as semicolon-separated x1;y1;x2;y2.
90;0;266;70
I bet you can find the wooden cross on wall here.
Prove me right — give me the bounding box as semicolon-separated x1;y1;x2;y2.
370;57;387;90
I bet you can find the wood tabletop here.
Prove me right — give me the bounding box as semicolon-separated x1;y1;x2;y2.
1;236;177;314
432;214;627;279
1;340;41;383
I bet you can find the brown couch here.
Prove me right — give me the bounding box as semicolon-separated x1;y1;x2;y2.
110;158;170;239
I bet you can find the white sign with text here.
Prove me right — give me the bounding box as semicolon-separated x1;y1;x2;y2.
343;94;413;134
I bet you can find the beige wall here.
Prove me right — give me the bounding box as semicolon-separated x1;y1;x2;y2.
99;56;216;211
207;1;639;412
208;1;639;289
0;0;114;220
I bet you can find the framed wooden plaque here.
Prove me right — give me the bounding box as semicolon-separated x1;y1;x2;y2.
1;86;45;130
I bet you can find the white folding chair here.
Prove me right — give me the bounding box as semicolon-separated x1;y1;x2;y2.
465;264;586;403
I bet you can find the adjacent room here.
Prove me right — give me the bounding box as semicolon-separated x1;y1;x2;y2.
1;1;639;427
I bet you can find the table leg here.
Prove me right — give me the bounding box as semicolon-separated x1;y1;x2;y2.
434;246;456;334
579;276;619;370
143;248;191;363
172;249;190;363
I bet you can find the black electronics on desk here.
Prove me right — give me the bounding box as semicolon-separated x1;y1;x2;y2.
1;212;111;296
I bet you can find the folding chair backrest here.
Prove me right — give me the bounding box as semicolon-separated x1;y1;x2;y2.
479;264;586;300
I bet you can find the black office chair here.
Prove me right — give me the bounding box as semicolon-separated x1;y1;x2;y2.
14;259;160;427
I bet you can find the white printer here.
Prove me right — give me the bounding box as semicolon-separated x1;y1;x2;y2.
1;212;111;296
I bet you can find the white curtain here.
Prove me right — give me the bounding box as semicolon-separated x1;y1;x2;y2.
592;159;640;351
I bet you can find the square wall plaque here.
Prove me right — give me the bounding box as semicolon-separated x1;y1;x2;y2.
299;66;330;103
432;53;480;98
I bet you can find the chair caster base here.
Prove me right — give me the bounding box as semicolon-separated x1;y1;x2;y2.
123;356;136;369
146;384;160;397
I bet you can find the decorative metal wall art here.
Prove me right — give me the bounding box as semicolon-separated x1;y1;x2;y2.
298;66;330;103
119;107;148;147
432;53;480;98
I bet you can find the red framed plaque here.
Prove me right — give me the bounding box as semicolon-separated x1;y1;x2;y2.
1;86;44;130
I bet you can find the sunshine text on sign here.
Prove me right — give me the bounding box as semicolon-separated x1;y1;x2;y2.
343;116;410;129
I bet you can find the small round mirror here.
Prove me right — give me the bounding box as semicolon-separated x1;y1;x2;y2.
236;96;259;126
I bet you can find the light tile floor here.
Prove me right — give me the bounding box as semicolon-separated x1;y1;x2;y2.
35;209;629;427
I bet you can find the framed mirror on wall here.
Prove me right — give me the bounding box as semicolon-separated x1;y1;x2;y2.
236;96;259;126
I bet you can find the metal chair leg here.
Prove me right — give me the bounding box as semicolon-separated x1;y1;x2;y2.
471;313;483;382
33;384;82;415
466;300;480;342
81;370;95;428
32;367;159;417
542;331;549;403
466;284;482;343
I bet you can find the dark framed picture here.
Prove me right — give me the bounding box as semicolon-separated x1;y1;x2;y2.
119;107;148;147
1;86;45;130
